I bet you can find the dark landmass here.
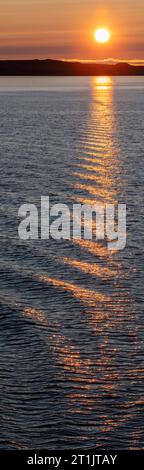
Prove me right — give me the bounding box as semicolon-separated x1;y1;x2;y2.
0;59;144;76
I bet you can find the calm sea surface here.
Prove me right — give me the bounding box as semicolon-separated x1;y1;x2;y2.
0;76;144;449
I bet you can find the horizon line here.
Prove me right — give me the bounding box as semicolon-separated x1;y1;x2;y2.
0;57;144;66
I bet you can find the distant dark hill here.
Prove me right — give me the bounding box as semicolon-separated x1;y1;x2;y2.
0;59;144;76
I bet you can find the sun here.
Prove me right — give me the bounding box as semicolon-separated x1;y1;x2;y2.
94;28;110;44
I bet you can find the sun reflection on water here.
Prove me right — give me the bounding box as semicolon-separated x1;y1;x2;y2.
71;75;119;209
93;76;113;90
22;77;141;447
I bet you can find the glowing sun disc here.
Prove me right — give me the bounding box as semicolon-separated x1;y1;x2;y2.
95;28;110;43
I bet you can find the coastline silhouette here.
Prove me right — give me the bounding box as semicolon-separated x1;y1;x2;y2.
0;59;144;75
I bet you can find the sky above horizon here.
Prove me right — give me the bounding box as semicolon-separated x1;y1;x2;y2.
0;0;144;63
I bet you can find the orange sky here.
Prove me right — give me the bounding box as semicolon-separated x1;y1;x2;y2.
0;0;144;62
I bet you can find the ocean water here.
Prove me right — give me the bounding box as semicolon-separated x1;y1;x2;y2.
0;76;144;450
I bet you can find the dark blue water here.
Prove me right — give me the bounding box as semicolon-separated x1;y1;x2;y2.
0;77;144;449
